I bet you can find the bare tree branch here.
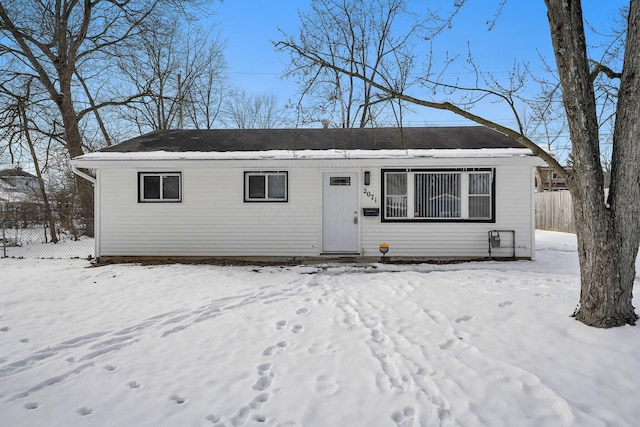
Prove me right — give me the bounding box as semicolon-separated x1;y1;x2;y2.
276;39;566;175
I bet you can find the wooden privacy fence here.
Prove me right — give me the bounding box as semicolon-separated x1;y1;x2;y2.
535;191;575;233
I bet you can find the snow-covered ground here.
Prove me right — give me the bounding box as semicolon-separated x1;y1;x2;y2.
1;231;639;427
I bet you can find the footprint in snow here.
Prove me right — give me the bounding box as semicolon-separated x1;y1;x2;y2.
77;407;93;416
416;367;435;376
439;339;457;350
170;395;186;404
127;381;141;389
292;324;304;334
253;414;267;423
391;406;415;427
263;346;276;356
19;338;29;343
275;320;287;330
251;392;270;409
455;315;474;323
103;365;116;372
296;307;310;315
371;329;386;344
205;414;220;423
315;374;340;395
263;341;288;356
498;301;513;308
0;326;9;332
24;402;38;410
231;406;251;425
257;363;271;375
253;375;273;391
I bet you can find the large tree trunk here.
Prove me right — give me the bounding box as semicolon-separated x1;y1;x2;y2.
570;179;637;327
546;0;639;327
603;0;640;326
60;90;94;237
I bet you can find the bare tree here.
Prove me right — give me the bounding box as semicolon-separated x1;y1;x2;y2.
184;40;228;130
277;1;640;327
118;22;227;131
277;0;424;128
0;0;208;234
222;90;287;129
546;0;639;327
0;77;58;242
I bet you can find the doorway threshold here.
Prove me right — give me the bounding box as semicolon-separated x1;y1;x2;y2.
320;252;361;256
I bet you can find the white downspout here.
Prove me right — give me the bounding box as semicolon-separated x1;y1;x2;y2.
71;164;96;185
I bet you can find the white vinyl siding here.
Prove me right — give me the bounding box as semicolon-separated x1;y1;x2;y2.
92;157;539;259
362;164;534;258
99;168;318;257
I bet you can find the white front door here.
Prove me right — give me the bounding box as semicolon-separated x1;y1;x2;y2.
323;172;358;253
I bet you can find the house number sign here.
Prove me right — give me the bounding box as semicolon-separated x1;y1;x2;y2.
363;187;377;203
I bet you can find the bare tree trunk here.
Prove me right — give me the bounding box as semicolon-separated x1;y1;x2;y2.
570;180;637;326
601;0;640;325
60;90;94;237
546;0;639;327
19;98;58;243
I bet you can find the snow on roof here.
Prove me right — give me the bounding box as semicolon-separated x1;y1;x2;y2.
0;167;37;178
75;147;535;162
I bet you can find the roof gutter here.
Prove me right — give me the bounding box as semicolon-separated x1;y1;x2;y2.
71;163;96;185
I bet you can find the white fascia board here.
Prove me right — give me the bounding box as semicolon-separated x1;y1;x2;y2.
72;148;539;168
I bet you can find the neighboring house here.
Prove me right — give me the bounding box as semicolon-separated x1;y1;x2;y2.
0;166;39;193
71;127;544;262
535;166;572;192
0;167;41;224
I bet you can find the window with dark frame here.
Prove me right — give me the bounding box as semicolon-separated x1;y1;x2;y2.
244;171;288;202
138;172;182;202
382;169;494;221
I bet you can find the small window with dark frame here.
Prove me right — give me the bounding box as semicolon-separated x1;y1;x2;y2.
244;171;288;202
139;172;182;202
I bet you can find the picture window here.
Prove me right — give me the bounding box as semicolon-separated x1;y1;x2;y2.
382;169;493;221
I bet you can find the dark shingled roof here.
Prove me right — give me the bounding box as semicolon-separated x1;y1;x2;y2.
99;127;524;153
0;167;37;178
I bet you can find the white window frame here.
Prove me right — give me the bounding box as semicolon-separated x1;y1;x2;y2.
382;169;494;222
244;171;288;202
138;172;182;203
468;172;492;219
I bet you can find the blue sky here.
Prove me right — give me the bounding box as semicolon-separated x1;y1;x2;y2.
214;0;627;131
